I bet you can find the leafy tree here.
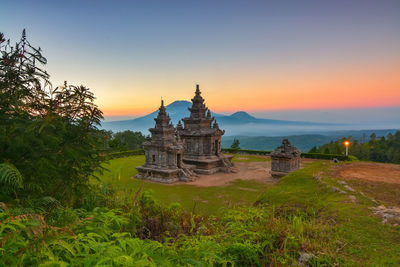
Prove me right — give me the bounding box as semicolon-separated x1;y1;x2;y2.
111;130;146;151
231;138;240;149
0;30;106;204
308;146;318;153
310;131;400;164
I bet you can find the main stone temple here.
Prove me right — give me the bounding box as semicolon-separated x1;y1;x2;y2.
177;85;234;174
135;100;194;183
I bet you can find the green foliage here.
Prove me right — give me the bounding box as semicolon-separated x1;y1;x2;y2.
310;131;400;163
0;30;106;204
300;152;354;161
111;130;147;151
0;163;23;195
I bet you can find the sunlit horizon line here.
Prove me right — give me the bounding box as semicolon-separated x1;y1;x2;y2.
102;102;400;117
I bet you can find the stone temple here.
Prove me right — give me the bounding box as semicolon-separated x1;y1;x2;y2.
135;100;194;183
177;85;234;174
270;138;301;178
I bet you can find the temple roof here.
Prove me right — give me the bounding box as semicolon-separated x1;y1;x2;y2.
270;138;301;158
154;99;172;129
188;84;208;119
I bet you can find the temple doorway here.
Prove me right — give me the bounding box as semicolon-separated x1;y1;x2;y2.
177;154;181;168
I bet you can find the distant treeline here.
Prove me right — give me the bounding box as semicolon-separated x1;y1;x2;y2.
105;130;147;151
309;131;400;164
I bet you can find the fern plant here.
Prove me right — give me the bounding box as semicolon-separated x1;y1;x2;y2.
0;162;23;194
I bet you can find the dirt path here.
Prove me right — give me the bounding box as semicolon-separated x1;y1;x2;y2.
336;162;400;184
182;158;316;187
184;161;273;187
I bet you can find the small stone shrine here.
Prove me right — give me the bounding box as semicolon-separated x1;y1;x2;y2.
270;138;301;178
136;100;194;183
178;85;234;174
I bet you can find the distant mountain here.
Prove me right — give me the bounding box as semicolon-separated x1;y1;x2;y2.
101;100;339;135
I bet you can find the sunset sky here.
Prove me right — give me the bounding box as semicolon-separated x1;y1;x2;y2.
1;0;399;120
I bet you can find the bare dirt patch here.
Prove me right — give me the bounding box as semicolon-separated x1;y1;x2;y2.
332;162;400;207
186;161;273;187
336;162;400;184
181;158;315;187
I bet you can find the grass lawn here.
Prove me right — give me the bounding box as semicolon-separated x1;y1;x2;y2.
95;154;271;215
229;153;271;162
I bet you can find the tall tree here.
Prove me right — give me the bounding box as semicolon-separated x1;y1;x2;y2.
0;30;106;204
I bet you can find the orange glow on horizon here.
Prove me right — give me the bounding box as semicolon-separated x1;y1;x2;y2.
102;101;400;117
98;58;400;117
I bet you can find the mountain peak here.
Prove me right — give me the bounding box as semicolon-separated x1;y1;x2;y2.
166;100;191;108
230;111;256;120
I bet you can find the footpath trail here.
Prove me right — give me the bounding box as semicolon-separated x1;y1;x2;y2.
182;158;316;187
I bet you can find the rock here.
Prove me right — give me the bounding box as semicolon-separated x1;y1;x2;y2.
314;175;321;181
371;199;379;205
298;252;316;266
337;180;347;185
383;213;394;219
344;185;355;192
371;205;400;225
349;195;357;203
330;187;340;193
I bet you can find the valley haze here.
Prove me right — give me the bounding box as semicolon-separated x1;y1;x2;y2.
101;101;400;151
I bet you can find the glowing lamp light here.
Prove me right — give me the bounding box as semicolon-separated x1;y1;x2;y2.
344;140;350;156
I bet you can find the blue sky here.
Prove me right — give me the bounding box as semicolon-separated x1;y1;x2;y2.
1;0;399;125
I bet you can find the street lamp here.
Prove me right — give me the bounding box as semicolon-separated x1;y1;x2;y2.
344;140;350;156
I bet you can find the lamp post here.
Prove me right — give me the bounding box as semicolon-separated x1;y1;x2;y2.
344;140;350;156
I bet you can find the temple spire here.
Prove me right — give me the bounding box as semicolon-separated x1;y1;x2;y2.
154;98;170;128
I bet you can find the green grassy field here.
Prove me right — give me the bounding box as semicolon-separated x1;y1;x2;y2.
256;162;400;265
95;154;271;215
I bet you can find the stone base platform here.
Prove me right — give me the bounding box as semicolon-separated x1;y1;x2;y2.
183;154;234;175
270;170;289;179
135;165;195;184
